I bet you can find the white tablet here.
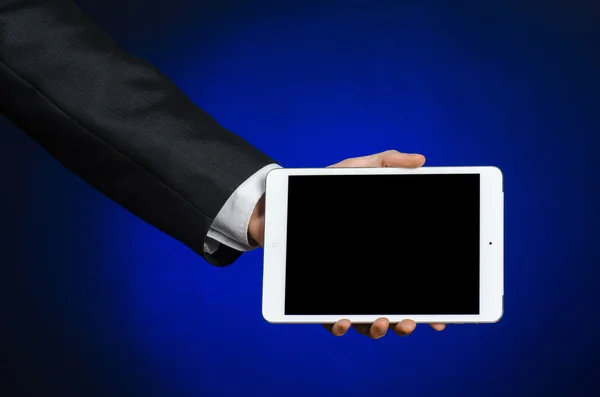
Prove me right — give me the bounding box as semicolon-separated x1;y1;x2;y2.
262;166;503;324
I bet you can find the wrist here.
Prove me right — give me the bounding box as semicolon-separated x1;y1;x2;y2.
247;194;265;247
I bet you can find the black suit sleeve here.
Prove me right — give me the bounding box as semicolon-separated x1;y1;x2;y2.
0;0;275;266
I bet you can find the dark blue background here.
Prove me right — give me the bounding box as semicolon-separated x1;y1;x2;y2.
2;1;599;396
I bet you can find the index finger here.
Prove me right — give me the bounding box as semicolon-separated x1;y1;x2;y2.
329;150;426;168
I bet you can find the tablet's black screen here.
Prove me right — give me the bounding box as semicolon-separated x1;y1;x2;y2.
284;173;480;315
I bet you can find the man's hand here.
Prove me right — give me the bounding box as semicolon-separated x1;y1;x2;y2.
247;150;446;339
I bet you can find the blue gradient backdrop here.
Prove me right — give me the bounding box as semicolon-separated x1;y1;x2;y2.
2;1;599;396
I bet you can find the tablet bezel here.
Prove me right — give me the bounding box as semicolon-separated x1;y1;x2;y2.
262;167;503;324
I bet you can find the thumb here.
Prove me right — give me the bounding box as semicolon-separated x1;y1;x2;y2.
332;150;426;168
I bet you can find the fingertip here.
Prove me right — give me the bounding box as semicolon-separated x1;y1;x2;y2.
394;319;417;336
414;153;427;165
430;323;446;331
333;319;351;336
370;318;390;339
406;153;426;167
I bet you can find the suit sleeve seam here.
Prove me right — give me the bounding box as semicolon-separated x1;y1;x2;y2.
0;57;214;223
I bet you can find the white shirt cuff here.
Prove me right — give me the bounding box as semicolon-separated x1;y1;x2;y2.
204;163;281;255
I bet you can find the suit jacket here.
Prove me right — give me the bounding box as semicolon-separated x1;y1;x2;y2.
0;0;275;266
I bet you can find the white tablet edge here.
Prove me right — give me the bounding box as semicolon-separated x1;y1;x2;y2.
262;166;503;324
